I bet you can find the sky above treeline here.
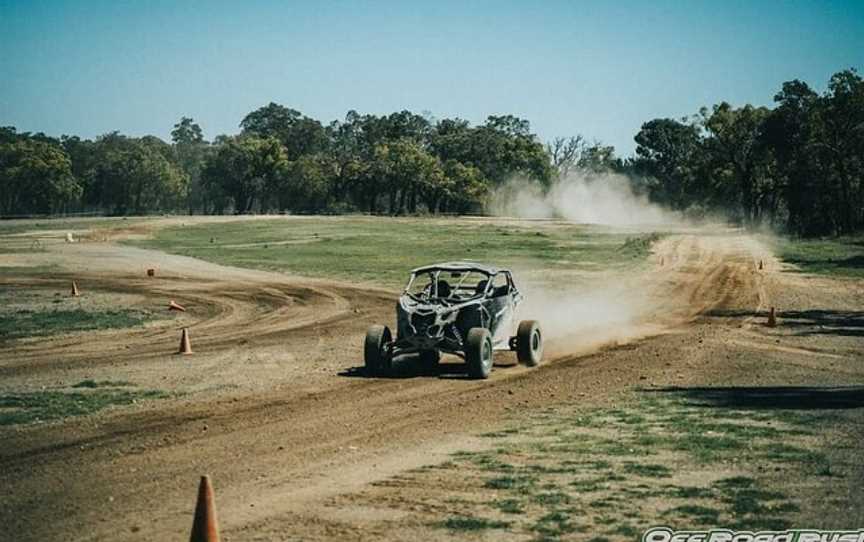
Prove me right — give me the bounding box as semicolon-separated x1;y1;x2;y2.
1;0;862;156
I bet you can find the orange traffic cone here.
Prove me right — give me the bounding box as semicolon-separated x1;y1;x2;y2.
169;300;187;312
71;281;80;297
189;475;220;542
767;307;777;328
147;268;156;277
178;328;193;354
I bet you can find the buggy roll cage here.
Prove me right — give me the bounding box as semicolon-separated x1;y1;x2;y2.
403;263;518;304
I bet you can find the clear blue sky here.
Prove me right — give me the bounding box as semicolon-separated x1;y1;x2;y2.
1;0;862;155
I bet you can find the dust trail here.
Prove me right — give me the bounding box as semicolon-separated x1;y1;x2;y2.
511;232;775;360
487;173;712;357
487;171;681;227
487;172;683;355
516;277;665;358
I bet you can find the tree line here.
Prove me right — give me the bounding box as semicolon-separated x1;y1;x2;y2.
631;69;864;236
1;68;861;236
0;108;552;218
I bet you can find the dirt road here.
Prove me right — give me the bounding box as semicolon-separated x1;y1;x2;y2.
0;223;859;541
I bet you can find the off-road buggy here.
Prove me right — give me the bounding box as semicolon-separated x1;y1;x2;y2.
364;262;543;379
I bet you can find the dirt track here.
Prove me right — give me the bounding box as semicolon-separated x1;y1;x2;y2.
1;222;860;541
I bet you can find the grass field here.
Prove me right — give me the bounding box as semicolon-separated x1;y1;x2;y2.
0;381;168;426
0;217;152;236
129;217;660;287
775;235;864;279
352;393;850;538
0;307;154;342
0;284;162;342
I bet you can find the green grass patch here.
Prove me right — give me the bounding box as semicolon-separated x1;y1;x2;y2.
493;499;526;514
532;491;571;506
129;217;660;287
438;516;511;531
347;393;843;539
777;235;864;278
0;217;152;236
532;510;583;536
484;475;537;490
0;388;169;426
72;379;135;388
0;308;153;341
605;523;639;537
570;477;612;492
622;462;672;478
620;233;662;258
665;504;722;524
668;486;715;499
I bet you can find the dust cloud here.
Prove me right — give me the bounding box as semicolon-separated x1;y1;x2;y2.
514;273;666;358
487;172;687;356
487;172;680;227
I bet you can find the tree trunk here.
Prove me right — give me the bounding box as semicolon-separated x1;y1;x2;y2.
398;189;407;215
388;190;397;215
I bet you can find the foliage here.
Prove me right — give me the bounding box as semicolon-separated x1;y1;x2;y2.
635;68;864;236
171;117;212;213
0;387;168;426
60;132;187;215
241;102;328;160
775;234;864;278
2;68;862;238
0;308;153;342
130;217;654;288
200;135;288;214
0;130;81;215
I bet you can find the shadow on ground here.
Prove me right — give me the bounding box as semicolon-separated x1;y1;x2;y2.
339;354;515;380
706;308;864;337
645;385;864;410
785;254;864;273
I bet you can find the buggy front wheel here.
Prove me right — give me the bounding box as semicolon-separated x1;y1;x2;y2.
364;325;392;375
516;320;543;367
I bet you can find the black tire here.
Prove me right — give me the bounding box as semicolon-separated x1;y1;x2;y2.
364;325;392;375
419;349;440;371
465;328;493;379
516;320;543;367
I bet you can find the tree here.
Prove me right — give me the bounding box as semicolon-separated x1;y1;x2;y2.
634;118;701;209
369;140;442;214
762;70;864;235
201;135;288;214
80;133;187;214
0;137;80;215
437;160;487;214
431;115;552;187
760;80;820;234
278;154;338;213
577;143;623;173
819;70;864;234
240;102;327;160
701;102;772;225
171;117;211;213
171;117;204;145
546;136;585;178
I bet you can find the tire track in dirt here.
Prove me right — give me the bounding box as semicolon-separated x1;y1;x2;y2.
0;228;776;541
0;274;394;379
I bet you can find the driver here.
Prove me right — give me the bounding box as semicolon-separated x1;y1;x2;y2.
436;279;452;298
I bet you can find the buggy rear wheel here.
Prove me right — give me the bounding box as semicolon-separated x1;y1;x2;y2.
516;320;543;367
465;328;493;379
364;325;392;375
